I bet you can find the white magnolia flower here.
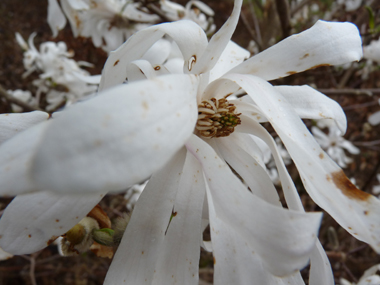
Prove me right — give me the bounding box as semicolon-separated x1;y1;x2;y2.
340;263;380;285
1;1;380;284
312;120;360;168
16;33;99;110
363;37;380;62
6;89;37;113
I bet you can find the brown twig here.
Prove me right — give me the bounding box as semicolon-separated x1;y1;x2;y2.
275;0;291;39
0;85;42;112
290;0;314;17
240;12;262;51
318;88;380;96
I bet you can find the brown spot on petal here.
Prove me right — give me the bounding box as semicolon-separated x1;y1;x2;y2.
330;170;371;201
28;234;32;238
154;66;160;71
142;101;149;111
55;219;59;222
286;71;297;75
308;64;331;71
113;60;120;66
300;53;309;60
213;256;216;264
364;211;369;215
319;153;324;159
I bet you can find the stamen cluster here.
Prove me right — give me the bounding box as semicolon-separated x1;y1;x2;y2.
196;97;241;138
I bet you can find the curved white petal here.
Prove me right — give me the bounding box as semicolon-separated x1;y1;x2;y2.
229;20;363;80
100;21;208;90
309;241;334;285
217;135;281;206
0;191;105;254
191;0;243;74
47;0;67;37
152;151;205;285
0;122;50;196
0;111;49;144
186;135;322;277
274;85;347;133
32;74;199;193
368;111;380;126
223;73;380;253
208;197;305;284
104;149;186;284
208;41;250;83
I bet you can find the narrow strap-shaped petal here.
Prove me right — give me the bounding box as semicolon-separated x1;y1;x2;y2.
104;149;186;284
152;151;205;285
217;136;281;206
191;0;243;75
229;20;363;81
0;191;105;254
47;0;67;37
186;134;322;276
0;111;49;144
223;73;380;253
274;85;347;133
100;20;208;90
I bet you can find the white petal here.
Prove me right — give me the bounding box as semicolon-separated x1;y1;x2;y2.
0;191;105;254
0;122;50;196
368;111;380;126
104;149;186;284
186;134;322;276
152;151;205;285
47;0;67;37
100;21;208;90
274;85;347;133
208;41;250;83
223;73;380;253
0;111;49;144
32;74;199;193
217;135;281;206
0;247;13;260
191;0;243;74
229;20;363;80
309;241;334;285
207;196;305;284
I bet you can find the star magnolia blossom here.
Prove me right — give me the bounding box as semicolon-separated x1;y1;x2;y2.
1;0;380;284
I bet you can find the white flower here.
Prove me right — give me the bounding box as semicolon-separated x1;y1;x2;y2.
1;1;379;283
6;89;36;113
124;180;148;211
363;37;380;62
15;33;99;110
312;120;360;168
368;99;380;126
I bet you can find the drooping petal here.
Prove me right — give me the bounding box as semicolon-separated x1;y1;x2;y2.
309;241;334;285
32;74;199;193
207;192;305;284
222;73;380;253
191;0;243;75
100;21;208;90
0;111;49;144
186;134;322;276
229;20;363;80
104;148;186;284
47;0;67;37
0;191;105;254
0;122;50;196
152;151;205;285
216;135;281;206
274;85;347;133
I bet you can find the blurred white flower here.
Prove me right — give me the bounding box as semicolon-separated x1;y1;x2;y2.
124;181;148;211
47;0;215;52
16;33;99;111
6;89;36;113
368;99;380;126
373;174;380;196
312;120;360;168
363;37;380;62
340;263;380;285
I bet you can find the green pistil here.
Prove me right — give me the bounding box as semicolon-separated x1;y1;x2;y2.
220;114;240;127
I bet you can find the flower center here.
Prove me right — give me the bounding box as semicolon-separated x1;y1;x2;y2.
196;98;241;138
